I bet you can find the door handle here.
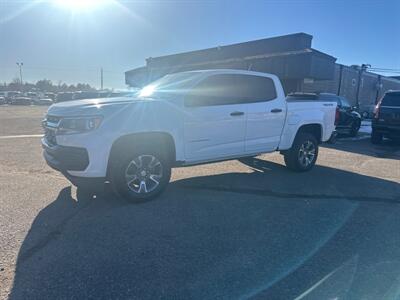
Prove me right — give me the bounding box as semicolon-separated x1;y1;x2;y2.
270;108;282;113
230;111;244;116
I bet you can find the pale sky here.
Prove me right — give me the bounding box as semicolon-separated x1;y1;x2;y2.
1;0;399;89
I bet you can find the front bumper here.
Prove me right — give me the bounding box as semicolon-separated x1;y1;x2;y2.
42;138;89;171
42;138;105;188
372;123;400;137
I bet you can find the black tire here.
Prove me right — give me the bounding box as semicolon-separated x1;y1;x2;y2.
371;129;383;144
284;133;319;172
349;120;361;137
111;146;171;202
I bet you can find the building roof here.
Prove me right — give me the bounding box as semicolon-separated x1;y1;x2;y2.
125;33;337;87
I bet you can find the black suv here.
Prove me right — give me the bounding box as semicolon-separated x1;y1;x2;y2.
372;90;400;144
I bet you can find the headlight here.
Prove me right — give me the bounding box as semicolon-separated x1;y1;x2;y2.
58;116;103;135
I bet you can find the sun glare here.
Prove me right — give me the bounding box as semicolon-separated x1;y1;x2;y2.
139;85;156;97
54;0;111;11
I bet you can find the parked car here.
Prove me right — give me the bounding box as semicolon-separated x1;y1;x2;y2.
42;69;337;201
44;92;56;101
34;98;53;106
0;96;6;105
26;92;38;98
11;97;32;105
97;91;111;98
73;91;100;100
334;95;361;136
55;92;74;103
293;93;361;139
371;90;400;144
4;91;21;103
108;91;134;98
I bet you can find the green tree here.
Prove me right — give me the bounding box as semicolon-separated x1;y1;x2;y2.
36;79;53;92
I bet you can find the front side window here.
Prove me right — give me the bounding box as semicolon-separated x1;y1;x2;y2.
185;74;277;107
138;72;202;99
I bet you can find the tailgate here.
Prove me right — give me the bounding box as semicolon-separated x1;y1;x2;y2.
379;107;400;126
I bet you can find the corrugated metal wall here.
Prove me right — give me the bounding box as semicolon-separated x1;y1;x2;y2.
301;64;400;116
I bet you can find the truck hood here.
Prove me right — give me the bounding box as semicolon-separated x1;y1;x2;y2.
47;97;149;116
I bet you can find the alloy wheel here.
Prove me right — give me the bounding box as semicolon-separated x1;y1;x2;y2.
124;155;163;194
298;140;316;168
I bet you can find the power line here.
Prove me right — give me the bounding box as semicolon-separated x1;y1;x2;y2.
369;69;400;74
369;67;400;72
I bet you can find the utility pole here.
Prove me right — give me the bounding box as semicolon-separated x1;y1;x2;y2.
100;67;103;90
16;62;23;86
337;64;343;96
355;63;370;109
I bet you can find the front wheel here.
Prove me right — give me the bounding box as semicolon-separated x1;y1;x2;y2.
111;148;171;202
284;133;319;172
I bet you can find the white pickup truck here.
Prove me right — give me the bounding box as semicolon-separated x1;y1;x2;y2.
42;69;337;201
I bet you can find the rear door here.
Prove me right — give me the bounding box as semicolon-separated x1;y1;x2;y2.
240;75;286;153
183;74;247;161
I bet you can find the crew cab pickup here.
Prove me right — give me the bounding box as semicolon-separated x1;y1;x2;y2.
42;69;337;201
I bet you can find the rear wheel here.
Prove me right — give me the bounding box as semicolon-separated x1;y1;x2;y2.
111;147;171;202
371;129;383;144
284;133;318;172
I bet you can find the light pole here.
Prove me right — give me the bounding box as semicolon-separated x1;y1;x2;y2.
16;62;23;86
101;67;103;90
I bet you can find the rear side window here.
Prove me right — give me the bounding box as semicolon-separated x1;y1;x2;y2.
382;93;400;107
185;74;277;107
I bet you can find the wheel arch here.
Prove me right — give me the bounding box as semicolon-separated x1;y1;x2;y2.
297;123;323;143
106;131;176;180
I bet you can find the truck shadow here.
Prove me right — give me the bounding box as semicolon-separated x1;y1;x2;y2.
322;137;400;159
10;159;400;299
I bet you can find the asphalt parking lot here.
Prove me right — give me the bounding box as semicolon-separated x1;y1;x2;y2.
1;106;399;300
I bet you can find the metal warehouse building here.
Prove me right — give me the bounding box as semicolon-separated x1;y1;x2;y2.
125;32;400;117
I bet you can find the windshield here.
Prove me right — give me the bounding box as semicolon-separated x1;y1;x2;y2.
340;97;352;108
137;72;201;98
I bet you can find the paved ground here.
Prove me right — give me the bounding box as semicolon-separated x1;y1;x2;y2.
0;106;47;136
0;106;399;299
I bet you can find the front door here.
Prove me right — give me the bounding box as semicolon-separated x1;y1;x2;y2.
183;74;247;161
